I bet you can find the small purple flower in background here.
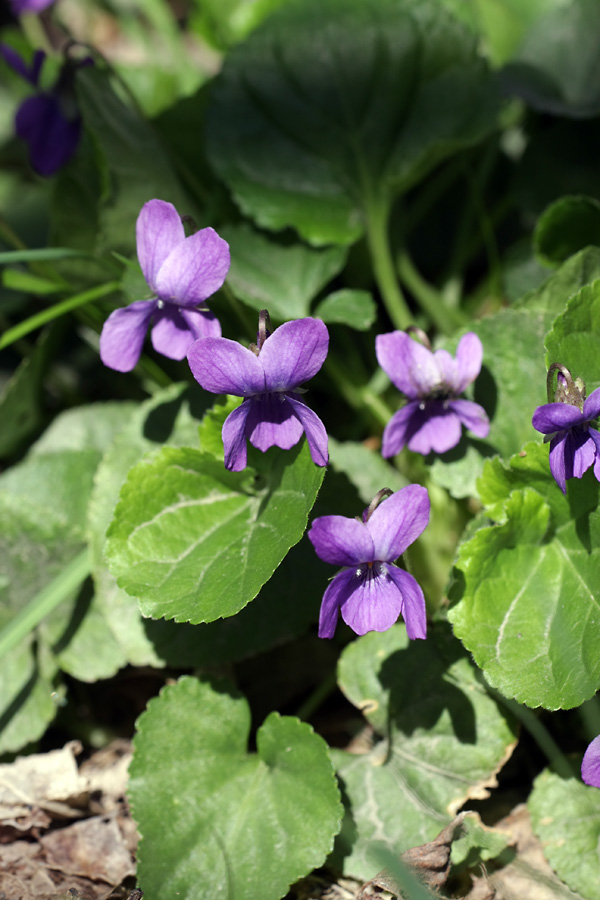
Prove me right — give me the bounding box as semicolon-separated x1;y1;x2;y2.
582;735;600;787
10;0;55;13
187;310;329;472
100;199;229;372
532;363;600;494
308;486;430;639
375;329;489;457
0;45;88;176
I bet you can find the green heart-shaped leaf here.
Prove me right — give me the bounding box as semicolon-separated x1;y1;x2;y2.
105;440;324;623
129;676;342;900
331;625;516;878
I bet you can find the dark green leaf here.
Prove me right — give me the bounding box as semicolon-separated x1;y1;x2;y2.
535;196;600;266
314;289;377;330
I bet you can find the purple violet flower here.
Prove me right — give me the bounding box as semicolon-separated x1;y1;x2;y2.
187;310;329;472
308;486;430;639
10;0;55;13
100;199;229;372
582;735;600;787
375;329;490;456
532;364;600;494
0;45;86;176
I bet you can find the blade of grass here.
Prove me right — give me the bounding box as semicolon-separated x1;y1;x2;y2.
0;548;90;660
0;280;121;350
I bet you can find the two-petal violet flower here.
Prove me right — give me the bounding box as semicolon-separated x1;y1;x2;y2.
532;365;600;494
100;199;230;372
309;486;430;639
187;312;329;472
582;735;600;788
0;45;87;176
375;330;490;456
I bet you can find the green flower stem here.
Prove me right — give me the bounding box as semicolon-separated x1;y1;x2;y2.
0;216;27;252
221;283;257;336
364;192;412;330
396;251;465;335
0;548;90;661
0;281;121;351
296;673;337;721
490;689;575;779
324;355;392;429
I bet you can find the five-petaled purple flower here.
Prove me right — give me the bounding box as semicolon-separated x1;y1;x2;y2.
100;199;229;372
532;364;600;494
582;735;600;788
308;486;430;639
187;310;329;472
375;329;490;456
0;45;87;176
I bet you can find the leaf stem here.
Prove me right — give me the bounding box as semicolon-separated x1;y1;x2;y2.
0;280;121;350
0;549;90;661
364;192;412;330
396;251;465;335
490;689;575;779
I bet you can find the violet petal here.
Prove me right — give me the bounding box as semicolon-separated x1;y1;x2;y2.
246;393;303;452
582;735;600;787
260;319;329;391
340;564;404;635
567;430;596;480
318;570;353;639
406;404;462;455
1;45;44;84
179;307;222;340
11;0;55;12
155;226;230;307
448;398;490;438
381;402;420;457
136;200;185;292
548;433;568;494
584;386;600;420
367;485;430;562
16;94;80;176
285;394;328;466
532;402;586;434
376;331;440;398
99;300;156;372
222;401;252;471
150;306;200;360
187;337;265;396
308;516;374;567
384;564;427;639
453;332;483;394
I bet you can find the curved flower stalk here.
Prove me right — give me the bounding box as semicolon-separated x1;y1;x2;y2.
0;45;89;176
582;735;600;787
532;364;600;494
187;310;329;472
375;329;489;456
100;200;229;372
308;486;430;639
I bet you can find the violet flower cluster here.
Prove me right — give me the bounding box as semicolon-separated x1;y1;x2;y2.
376;329;489;456
0;45;89;176
532;364;600;494
308;487;430;639
100;200;229;372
